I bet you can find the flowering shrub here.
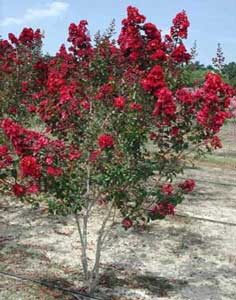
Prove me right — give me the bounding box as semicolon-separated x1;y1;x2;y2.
0;28;46;120
0;6;235;295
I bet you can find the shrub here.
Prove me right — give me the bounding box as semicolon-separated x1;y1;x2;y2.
0;6;234;295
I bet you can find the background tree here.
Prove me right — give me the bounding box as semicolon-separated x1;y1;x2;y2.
212;43;225;72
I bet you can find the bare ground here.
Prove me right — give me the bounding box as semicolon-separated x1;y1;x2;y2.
0;124;236;300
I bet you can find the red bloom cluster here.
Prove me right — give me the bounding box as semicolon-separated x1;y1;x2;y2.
95;83;113;101
176;88;196;105
151;202;175;217
153;87;176;117
196;73;233;133
162;183;174;195
210;136;222;149
8;28;42;47
144;22;164;60
12;183;26;196
98;134;114;150
130;102;142;111
68;20;92;57
171;44;191;63
68;146;81;161
125;6;146;24
114;96;126;109
19;28;42;46
118;6;145;61
141;65;165;92
47;166;62;176
20;156;41;179
12;182;39;197
178;179;195;192
170;10;190;39
0;145;13;168
1;119;49;155
122;217;133;230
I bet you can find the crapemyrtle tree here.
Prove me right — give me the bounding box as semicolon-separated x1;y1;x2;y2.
0;6;235;295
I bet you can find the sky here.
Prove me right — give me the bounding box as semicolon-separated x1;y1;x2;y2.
0;0;236;65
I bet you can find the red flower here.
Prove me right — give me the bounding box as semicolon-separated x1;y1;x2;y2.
98;134;114;150
27;184;39;193
21;81;28;93
126;6;146;24
20;156;41;179
171;44;191;63
151;202;175;216
45;154;54;165
8;33;18;44
141;65;165;92
178;179;195;192
162;184;174;195
0;145;8;156
68;149;81;160
89;150;101;162
176;88;195;105
114;96;126;109
144;23;161;40
80;100;90;110
170;127;179;137
122;217;133;230
47;166;62;176
27;105;37;112
153;87;176;117
12;183;25;196
210;136;222;149
130;102;142;111
171;10;190;39
150;49;166;61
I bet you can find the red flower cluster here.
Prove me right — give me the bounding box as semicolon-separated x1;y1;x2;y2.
8;28;42;47
178;179;195;192
68;146;81;161
68;20;92;57
98;134;114;150
1;119;49;155
162;184;174;195
114;96;126;109
12;183;26;196
176;88;196;105
19;28;42;46
122;217;133;230
20;156;41;179
47;166;62;176
151;202;175;217
0;145;13;169
141;65;165;92
95;83;113;101
126;6;146;24
170;10;190;39
153;87;176;117
210;136;222;149
130;102;142;111
144;22;164;60
118;6;145;61
196;73;233;133
171;44;191;63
